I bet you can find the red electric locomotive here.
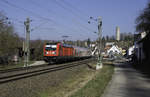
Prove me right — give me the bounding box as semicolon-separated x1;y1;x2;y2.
43;42;91;63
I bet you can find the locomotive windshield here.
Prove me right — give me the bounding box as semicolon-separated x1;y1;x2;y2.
45;45;57;51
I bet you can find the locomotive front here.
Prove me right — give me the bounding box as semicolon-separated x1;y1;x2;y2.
43;42;59;62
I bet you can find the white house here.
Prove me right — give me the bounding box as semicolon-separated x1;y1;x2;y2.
105;42;115;47
128;46;135;56
107;45;121;54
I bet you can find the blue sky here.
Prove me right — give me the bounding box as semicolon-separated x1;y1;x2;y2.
0;0;148;40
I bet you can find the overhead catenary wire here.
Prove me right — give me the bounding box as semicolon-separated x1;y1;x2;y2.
60;0;90;21
28;0;77;34
26;0;92;37
0;3;24;26
1;0;57;24
30;21;67;36
51;0;96;32
59;0;98;27
0;4;25;36
56;0;89;23
2;0;87;37
1;0;71;36
29;0;96;36
1;0;96;40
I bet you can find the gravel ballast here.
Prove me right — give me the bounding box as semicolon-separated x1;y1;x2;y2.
0;62;93;97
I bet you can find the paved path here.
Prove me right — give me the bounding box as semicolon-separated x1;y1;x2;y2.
103;63;150;97
29;61;46;66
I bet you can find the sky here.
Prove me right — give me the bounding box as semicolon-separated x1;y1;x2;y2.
0;0;148;40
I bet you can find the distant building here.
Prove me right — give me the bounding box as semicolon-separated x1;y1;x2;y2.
127;46;135;56
90;43;98;56
107;45;121;54
105;42;115;47
141;31;146;39
105;42;115;53
116;26;120;41
105;42;114;48
90;43;96;48
104;42;123;58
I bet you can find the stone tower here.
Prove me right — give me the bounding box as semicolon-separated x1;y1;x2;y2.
116;26;120;41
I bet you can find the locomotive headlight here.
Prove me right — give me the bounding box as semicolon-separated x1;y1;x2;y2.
52;52;56;54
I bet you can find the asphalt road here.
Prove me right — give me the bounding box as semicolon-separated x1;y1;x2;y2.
102;62;150;97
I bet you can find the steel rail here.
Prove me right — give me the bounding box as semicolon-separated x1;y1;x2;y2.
0;58;93;84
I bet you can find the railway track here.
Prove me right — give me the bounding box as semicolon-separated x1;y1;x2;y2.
0;64;48;73
0;58;93;84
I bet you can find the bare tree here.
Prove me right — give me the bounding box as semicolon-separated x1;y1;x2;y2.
0;12;21;64
136;2;150;33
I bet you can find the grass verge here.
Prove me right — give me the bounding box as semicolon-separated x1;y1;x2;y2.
39;64;96;97
39;61;114;97
0;61;34;70
70;64;114;97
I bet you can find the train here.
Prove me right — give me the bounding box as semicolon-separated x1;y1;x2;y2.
43;42;91;63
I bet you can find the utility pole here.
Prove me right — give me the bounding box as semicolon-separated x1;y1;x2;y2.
88;16;103;69
96;16;103;70
24;18;31;67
